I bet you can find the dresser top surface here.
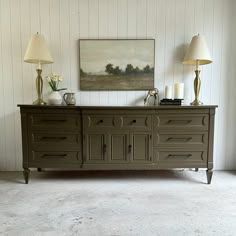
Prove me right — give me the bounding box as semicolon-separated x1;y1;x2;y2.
18;104;218;110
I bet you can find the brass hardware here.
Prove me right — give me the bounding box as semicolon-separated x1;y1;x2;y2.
33;69;46;105
132;120;136;123
41;154;67;158
167;119;192;124
166;137;192;141
41;119;66;123
191;70;203;106
40;137;67;141
167;154;192;158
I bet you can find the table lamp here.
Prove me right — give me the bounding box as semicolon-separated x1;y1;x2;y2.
24;32;53;105
183;34;212;106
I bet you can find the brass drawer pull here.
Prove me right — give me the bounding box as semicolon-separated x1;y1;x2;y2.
41;119;67;123
40;137;67;141
99;120;104;124
167;120;192;124
167;137;192;141
41;154;67;159
168;154;192;158
132;120;137;123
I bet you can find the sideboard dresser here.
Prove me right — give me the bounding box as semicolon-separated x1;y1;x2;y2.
18;105;217;184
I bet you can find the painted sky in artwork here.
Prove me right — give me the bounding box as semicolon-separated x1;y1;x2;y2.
80;40;155;74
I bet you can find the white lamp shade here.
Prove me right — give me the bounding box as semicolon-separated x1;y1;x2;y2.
183;34;212;65
24;33;53;64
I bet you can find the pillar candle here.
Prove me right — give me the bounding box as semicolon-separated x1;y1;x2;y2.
174;83;184;99
165;85;172;99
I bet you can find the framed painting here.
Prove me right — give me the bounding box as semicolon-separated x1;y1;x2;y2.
79;39;155;90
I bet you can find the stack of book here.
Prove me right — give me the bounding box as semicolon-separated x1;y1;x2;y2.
160;99;184;105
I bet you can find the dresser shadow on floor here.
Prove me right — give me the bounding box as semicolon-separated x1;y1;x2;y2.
31;170;205;184
0;170;207;184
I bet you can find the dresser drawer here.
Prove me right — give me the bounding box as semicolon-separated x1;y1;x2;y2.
154;149;207;163
30;133;81;149
83;115;115;129
153;132;208;148
29;151;81;163
154;114;209;130
120;115;152;130
29;114;80;131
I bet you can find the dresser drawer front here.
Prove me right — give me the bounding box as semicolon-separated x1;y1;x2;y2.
154;150;207;163
153;132;208;148
120;115;152;130
154;114;208;130
31;133;81;148
30;151;81;163
29;114;80;130
83;115;115;129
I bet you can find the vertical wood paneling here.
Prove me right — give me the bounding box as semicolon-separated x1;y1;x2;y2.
0;0;15;170
20;0;32;104
155;0;166;98
126;0;137;105
0;0;235;170
98;0;109;105
69;0;80;102
173;0;185;84
40;0;52;100
88;0;99;105
202;0;214;105
117;0;128;105
107;0;118;105
30;0;40;101
10;0;24;170
135;0;147;105
59;0;70;91
79;0;90;105
183;0;195;104
211;0;224;169
0;0;6;170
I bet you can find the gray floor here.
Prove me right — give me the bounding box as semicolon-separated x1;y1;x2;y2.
0;170;236;236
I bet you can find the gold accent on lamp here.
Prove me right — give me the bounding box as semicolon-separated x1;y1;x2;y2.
183;34;212;106
24;32;53;105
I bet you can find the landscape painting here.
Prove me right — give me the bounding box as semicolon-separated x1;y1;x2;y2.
79;39;155;90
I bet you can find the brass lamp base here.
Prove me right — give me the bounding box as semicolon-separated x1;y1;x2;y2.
190;99;203;106
190;70;203;106
33;98;46;105
33;69;46;105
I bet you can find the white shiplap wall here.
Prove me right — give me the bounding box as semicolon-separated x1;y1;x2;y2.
0;0;236;170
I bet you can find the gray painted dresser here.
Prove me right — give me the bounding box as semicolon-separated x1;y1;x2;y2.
18;105;217;184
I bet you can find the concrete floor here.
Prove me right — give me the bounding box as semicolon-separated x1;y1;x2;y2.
0;170;236;236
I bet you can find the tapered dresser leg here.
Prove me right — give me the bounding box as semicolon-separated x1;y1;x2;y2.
195;168;199;172
206;169;213;184
23;168;30;184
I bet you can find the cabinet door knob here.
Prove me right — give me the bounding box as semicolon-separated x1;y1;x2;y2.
128;144;132;153
100;120;104;123
103;144;107;153
132;120;136;123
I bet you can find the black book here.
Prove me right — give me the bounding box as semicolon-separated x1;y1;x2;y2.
160;99;183;105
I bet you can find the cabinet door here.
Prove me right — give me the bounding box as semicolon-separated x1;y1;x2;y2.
84;133;107;163
108;132;129;163
130;132;152;163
